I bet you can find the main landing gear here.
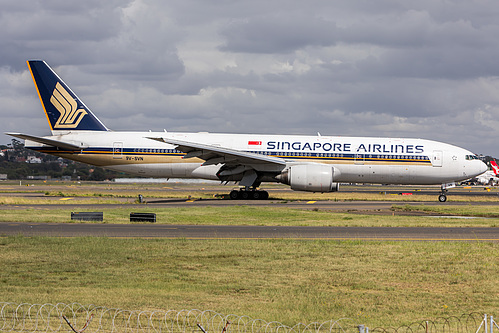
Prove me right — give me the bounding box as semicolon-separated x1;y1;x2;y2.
229;188;269;200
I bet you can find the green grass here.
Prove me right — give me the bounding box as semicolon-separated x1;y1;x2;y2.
0;237;497;328
394;204;499;217
0;206;498;227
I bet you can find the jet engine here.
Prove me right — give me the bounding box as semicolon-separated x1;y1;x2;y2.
276;164;340;192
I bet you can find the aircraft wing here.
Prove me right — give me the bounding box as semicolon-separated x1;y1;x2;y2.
147;137;286;166
6;133;85;150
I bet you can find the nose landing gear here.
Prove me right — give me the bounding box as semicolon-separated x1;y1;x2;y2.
438;182;455;202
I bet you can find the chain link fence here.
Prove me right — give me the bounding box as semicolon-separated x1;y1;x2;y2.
0;303;496;333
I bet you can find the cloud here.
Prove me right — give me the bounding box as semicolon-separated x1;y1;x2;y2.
219;12;338;54
2;0;499;158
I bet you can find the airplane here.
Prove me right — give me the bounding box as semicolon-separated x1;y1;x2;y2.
476;160;499;185
6;60;487;202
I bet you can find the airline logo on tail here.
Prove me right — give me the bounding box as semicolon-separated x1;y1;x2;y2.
491;160;499;175
50;82;88;129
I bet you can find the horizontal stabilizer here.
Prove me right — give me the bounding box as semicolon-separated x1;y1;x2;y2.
6;132;85;150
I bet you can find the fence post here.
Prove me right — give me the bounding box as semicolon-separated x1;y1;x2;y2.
357;324;365;333
490;315;493;333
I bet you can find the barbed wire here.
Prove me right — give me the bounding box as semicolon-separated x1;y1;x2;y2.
0;303;357;333
368;313;488;332
0;303;494;333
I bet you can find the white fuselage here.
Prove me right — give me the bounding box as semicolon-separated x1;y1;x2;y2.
26;130;487;186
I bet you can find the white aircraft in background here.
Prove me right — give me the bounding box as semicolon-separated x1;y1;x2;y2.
7;60;487;202
476;160;499;185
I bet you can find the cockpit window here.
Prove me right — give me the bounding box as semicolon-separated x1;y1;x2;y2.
465;154;479;160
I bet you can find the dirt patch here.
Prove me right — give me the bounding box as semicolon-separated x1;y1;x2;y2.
343;209;446;217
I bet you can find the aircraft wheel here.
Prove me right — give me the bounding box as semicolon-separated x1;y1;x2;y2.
252;191;261;200
229;190;240;200
438;194;447;202
261;191;269;200
241;191;250;200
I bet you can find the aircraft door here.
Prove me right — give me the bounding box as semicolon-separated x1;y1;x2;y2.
432;150;442;167
113;142;123;159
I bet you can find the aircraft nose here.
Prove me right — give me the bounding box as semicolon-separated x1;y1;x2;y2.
478;160;488;175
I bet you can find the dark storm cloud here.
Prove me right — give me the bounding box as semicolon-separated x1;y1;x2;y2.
0;0;130;70
0;0;184;78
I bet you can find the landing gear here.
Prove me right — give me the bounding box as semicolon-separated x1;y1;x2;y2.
229;189;269;200
438;183;453;202
223;170;269;200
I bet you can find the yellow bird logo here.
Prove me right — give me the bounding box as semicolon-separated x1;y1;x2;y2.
50;82;87;128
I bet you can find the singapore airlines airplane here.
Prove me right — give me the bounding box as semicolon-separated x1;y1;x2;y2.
7;60;487;202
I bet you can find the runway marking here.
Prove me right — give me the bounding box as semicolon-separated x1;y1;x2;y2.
59;198;73;201
186;199;196;202
306;201;316;204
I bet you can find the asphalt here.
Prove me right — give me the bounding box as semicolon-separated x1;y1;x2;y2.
1;222;498;241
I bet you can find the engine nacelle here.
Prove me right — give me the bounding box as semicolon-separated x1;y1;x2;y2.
277;164;340;192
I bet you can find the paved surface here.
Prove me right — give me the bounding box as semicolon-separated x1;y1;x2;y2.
0;199;396;210
1;222;498;241
4;197;499;208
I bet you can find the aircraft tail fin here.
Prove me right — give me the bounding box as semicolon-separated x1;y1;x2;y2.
490;160;499;175
27;60;108;133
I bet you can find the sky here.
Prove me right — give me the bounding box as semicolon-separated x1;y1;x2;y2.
2;0;499;157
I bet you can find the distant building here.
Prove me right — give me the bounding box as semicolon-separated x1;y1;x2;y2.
27;156;42;163
0;174;7;180
57;157;68;167
27;175;50;180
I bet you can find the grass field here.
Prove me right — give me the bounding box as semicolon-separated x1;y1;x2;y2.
0;236;497;328
0;206;498;227
0;181;498;329
394;203;499;218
